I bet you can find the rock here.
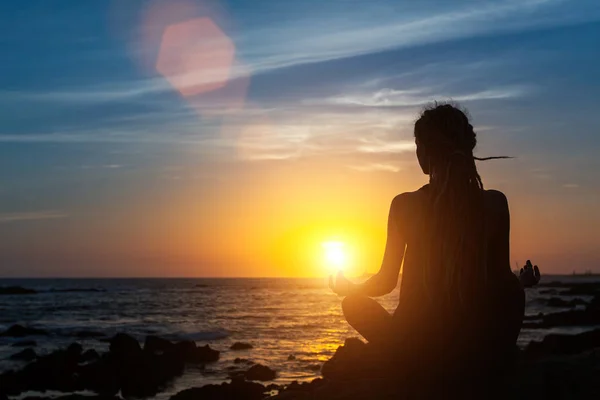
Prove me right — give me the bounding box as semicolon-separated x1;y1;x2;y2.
77;355;120;396
306;364;321;371
231;342;254;350
187;344;220;364
244;364;277;381
75;330;106;339
321;338;368;380
80;349;100;363
546;297;588;308
0;325;49;337
11;340;37;347
234;358;254;364
50;288;106;293
67;342;83;357
0;286;37;295
144;335;174;354
287;355;296;361
170;379;267;400
22;396;119;400
540;309;600;327
109;333;141;358
9;348;37;361
525;328;600;357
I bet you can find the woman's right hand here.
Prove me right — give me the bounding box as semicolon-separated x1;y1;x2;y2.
329;271;357;296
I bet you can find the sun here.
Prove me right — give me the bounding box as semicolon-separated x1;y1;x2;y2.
322;241;347;273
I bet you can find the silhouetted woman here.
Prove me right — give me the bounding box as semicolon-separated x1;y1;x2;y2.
330;103;525;382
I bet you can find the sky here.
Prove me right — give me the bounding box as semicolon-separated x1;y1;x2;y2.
1;0;599;277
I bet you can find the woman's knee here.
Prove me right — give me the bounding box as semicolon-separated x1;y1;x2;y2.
342;294;370;318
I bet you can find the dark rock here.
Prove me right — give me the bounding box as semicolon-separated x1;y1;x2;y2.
80;349;100;363
78;356;120;396
187;344;220;364
75;330;106;339
50;288;106;293
0;286;37;295
540;308;600;327
109;333;141;358
67;342;83;357
265;383;281;392
244;364;277;381
144;335;174;354
231;342;254;350
525;328;600;357
306;364;321;371
9;348;37;361
287;354;296;361
321;338;368;380
546;297;588;308
0;324;49;337
11;340;37;347
23;396;119;400
170;379;267;400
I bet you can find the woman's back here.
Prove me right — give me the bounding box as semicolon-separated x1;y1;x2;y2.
395;185;524;367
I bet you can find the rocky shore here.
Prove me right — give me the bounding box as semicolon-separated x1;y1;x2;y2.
2;280;600;399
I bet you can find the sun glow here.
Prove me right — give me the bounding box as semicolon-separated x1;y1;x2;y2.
322;241;347;273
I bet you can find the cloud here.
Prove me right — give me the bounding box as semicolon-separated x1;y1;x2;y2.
239;0;598;75
309;86;529;108
348;163;401;172
0;211;68;223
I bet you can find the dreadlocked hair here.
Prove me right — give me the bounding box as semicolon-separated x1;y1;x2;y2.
414;102;509;307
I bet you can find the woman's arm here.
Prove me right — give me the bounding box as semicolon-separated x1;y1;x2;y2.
353;195;407;297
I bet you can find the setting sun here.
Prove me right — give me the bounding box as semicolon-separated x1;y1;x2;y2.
322;241;347;272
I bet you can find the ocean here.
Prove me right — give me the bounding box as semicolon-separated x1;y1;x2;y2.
0;275;598;399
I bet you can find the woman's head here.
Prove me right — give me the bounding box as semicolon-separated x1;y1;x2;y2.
414;103;477;176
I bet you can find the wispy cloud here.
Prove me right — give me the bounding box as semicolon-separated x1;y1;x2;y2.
348;163;401;172
239;0;598;75
308;86;529;108
0;211;68;223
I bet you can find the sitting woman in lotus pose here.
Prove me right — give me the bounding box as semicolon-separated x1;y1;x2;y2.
330;103;525;378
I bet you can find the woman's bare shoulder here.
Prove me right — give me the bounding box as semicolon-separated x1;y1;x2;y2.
391;185;430;209
484;189;509;206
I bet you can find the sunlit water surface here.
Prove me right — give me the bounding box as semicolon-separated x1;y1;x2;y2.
0;276;597;398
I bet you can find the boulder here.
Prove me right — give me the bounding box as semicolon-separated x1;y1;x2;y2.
187;344;220;364
231;342;254;350
541;309;600;327
287;355;296;361
546;297;588;308
0;286;37;295
321;338;368;380
244;364;276;381
9;348;37;362
11;340;37;347
170;379;267;400
0;325;49;337
80;349;100;363
144;335;174;354
109;333;141;359
524;328;600;357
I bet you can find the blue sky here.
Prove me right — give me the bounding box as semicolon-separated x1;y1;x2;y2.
1;0;599;276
